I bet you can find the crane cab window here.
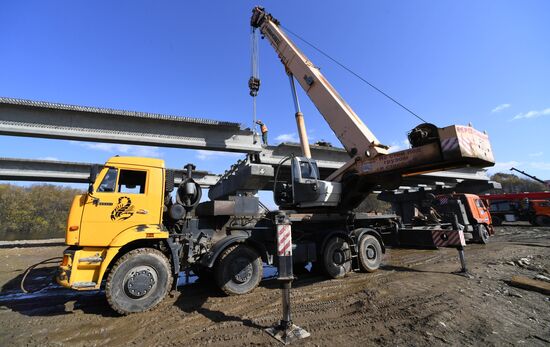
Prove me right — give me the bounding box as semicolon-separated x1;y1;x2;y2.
97;168;118;192
300;161;319;180
118;170;147;194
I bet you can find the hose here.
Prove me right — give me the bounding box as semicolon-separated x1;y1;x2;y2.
20;257;62;293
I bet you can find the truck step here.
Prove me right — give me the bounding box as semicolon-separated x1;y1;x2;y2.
72;282;97;289
78;256;103;264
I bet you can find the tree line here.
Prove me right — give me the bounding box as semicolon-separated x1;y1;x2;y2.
0;184;83;241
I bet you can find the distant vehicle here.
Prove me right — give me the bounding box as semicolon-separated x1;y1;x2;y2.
482;192;550;227
433;193;494;244
379;191;494;244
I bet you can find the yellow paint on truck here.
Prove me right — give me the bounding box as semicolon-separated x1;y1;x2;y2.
57;156;169;290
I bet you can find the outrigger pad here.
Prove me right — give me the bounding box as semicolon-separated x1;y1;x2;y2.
265;323;310;345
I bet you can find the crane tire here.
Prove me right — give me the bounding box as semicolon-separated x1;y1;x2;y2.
215;244;262;296
321;236;352;279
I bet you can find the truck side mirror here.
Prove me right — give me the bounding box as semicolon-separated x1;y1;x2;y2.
89;164;100;184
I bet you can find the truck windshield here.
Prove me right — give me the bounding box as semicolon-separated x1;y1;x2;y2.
97;168;118;192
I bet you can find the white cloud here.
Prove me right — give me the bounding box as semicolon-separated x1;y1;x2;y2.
488;161;520;173
529;162;550;171
512;107;550;120
195;150;243;161
491;103;511;113
72;142;162;157
38;156;59;161
529;152;543;157
275;133;299;143
388;139;410;153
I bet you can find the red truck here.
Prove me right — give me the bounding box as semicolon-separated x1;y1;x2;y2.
482;192;550;227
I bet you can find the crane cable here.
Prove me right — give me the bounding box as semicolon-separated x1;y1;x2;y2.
280;24;428;124
249;27;261;138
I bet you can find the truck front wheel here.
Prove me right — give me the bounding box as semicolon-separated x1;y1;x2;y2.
357;234;382;273
535;215;550;227
321;236;352;279
215;244;262;296
105;248;172;315
475;224;490;244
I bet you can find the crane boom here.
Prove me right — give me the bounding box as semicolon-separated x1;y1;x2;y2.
251;7;388;159
510;167;548;187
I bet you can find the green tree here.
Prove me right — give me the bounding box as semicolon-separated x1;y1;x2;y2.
489;173;547;193
0;184;83;241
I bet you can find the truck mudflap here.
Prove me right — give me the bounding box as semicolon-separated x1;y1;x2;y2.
394;228;466;249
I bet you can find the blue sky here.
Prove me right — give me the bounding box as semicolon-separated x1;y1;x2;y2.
1;0;549;190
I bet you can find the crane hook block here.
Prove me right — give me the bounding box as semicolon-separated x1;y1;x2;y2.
248;77;261;97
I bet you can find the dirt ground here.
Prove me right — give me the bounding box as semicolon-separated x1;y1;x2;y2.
0;223;548;346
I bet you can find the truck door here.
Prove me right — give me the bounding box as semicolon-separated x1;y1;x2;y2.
291;157;321;204
79;167;154;246
474;198;490;224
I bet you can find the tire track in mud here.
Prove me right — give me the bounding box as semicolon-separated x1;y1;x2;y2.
1;228;549;346
148;248;465;346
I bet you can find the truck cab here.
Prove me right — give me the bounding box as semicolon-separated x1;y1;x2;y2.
528;200;550;226
433;193;493;244
58;157;169;291
274;156;341;209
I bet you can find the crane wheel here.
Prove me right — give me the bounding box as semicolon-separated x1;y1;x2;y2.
321;236;352;279
535;215;550;227
105;248;172;315
357;234;382;273
215;244;262;296
475;224;490;244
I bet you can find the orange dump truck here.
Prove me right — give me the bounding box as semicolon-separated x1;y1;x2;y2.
482;192;550;227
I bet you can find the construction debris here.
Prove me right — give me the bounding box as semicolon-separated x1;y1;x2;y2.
509;275;550;295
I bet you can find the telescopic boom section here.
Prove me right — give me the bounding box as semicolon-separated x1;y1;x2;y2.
251;7;389;160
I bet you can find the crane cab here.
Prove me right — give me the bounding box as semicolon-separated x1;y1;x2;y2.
275;157;341;209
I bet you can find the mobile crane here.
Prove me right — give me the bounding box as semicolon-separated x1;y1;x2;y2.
56;7;495;315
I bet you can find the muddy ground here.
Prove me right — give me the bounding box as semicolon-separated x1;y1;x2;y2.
0;223;548;346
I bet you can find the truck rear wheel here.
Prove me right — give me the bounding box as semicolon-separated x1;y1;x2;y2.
535;215;550;227
357;234;382;273
105;248;172;315
322;236;352;279
215;244;262;296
